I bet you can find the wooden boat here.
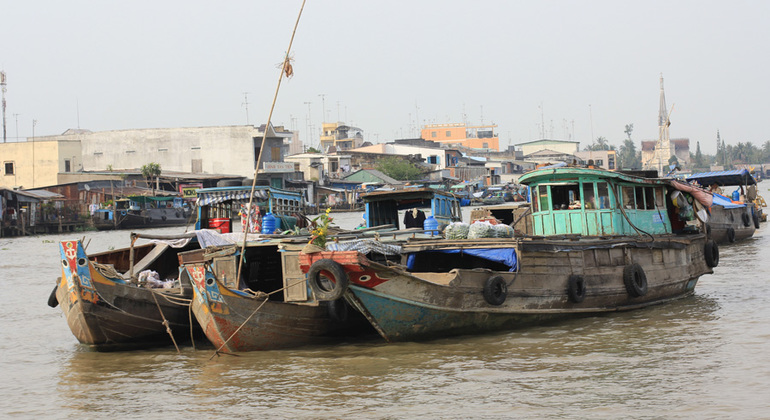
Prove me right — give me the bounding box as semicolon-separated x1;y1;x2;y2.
51;233;202;350
179;239;373;352
92;196;193;231
299;166;718;342
687;170;759;244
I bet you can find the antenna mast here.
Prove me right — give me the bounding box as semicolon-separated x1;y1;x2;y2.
1;71;7;143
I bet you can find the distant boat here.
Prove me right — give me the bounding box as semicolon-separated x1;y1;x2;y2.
687;169;760;244
300;166;717;342
92;196;192;230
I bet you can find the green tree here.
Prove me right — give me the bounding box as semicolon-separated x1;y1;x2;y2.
307;147;321;154
376;156;423;181
141;162;162;195
693;141;705;170
624;124;634;140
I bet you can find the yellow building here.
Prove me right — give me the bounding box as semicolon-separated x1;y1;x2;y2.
1;138;82;189
320;122;364;151
420;123;499;151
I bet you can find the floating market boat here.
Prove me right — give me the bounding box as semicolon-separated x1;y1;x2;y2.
51;233;202;350
179;237;376;353
687;169;760;244
299;166;718;342
92;196;193;231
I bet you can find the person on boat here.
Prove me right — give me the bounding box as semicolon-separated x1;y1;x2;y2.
709;183;724;195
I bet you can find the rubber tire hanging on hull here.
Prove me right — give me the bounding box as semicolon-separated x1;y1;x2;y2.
307;259;349;301
742;212;751;227
567;275;586;303
623;263;648;298
726;227;736;243
47;284;59;308
704;239;719;268
483;275;507;306
327;298;349;323
753;212;761;229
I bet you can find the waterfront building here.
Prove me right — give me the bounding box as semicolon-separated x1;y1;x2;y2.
420;123;499;151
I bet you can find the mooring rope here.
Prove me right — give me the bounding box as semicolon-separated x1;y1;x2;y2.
151;290;180;354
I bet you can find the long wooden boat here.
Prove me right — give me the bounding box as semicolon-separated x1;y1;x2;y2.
299;166;718;342
52;234;201;350
92;196;193;231
687;170;759;244
180;238;374;352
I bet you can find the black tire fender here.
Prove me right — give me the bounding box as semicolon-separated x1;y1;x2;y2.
623;263;648;297
753;212;760;229
704;239;719;268
567;274;586;303
483;275;507;306
47;283;59;308
727;227;736;243
742;212;751;227
327;298;349;323
307;259;349;301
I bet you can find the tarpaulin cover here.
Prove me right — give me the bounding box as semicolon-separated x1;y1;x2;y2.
711;193;746;209
406;248;518;272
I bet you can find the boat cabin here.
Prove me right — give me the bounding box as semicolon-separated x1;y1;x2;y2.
362;188;462;230
519;167;676;236
194;186;304;232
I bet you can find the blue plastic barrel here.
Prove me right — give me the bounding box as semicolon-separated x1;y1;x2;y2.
262;212;277;234
732;189;740;201
424;215;438;236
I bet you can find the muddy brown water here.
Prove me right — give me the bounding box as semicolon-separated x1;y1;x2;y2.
2;212;769;418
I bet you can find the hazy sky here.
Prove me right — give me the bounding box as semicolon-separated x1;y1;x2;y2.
2;0;768;154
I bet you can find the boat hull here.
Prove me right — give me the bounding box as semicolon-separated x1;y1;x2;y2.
56;240;199;350
185;264;367;352
707;206;756;244
301;234;712;342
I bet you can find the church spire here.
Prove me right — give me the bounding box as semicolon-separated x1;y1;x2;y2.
658;73;668;127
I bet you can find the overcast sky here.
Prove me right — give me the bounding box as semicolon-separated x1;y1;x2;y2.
2;0;768;154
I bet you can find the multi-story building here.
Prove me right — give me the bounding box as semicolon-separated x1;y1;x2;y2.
319;122;364;151
420;123;499;151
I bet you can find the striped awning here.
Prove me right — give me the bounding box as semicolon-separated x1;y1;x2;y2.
196;189;268;207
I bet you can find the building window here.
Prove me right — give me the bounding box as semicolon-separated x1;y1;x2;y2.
445;131;451;137
483;143;489;149
158;148;168;152
4;162;14;175
271;147;281;161
596;159;603;166
126;150;135;154
65;159;71;172
431;131;437;138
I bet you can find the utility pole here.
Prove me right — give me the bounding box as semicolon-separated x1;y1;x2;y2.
13;113;19;141
304;101;312;148
242;92;250;125
1;71;7;143
318;93;326;123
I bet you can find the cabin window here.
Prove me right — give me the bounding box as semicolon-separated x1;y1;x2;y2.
622;186;635;209
635;187;646;210
551;184;580;210
583;183;596;209
644;187;656;209
538;185;549;212
597;182;610;209
655;188;665;208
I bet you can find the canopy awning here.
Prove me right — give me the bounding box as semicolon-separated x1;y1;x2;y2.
686;169;756;186
196;189;268;207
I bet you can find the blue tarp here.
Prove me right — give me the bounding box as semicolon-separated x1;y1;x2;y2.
711;193;746;209
687;169;756;186
406;248;518;272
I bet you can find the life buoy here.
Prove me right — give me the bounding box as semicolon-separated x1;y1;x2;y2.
307;259;349;301
483;275;507;306
623;263;648;297
704;240;719;268
327;298;349;323
120;210;127;216
47;284;59;308
726;227;736;243
742;212;751;227
567;274;586;303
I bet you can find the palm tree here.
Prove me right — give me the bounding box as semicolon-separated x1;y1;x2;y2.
141;163;162;196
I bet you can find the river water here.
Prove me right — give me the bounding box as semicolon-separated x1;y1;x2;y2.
2;211;769;418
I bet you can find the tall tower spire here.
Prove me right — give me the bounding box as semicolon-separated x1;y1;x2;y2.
658;73;668;127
